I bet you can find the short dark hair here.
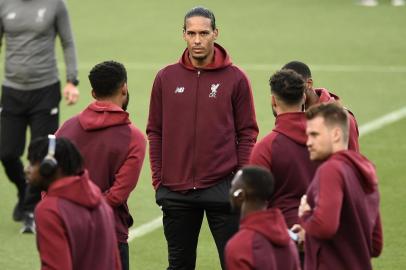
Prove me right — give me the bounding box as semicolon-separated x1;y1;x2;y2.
306;103;349;142
88;61;127;98
183;6;216;31
28;137;83;176
239;166;274;201
282;61;312;80
269;69;305;105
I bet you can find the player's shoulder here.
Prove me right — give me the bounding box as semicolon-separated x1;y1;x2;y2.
227;229;255;252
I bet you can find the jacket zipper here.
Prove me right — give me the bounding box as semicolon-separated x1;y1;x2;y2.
191;70;201;190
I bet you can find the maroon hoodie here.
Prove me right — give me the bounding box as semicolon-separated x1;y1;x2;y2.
300;150;383;270
225;208;300;270
250;112;318;227
314;88;360;152
147;43;258;191
56;101;146;243
35;172;121;270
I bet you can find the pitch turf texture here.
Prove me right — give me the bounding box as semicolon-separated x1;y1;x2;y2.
0;0;405;269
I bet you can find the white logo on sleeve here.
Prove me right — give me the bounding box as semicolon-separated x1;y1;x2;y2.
6;12;16;20
209;83;220;98
175;86;185;94
36;8;47;22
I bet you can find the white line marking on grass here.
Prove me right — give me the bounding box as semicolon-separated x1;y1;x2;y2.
241;64;406;73
359;106;406;137
128;216;162;242
128;105;406;241
61;63;406;73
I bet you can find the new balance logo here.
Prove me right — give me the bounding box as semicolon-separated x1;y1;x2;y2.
209;83;220;98
6;12;16;20
36;8;47;23
175;87;185;94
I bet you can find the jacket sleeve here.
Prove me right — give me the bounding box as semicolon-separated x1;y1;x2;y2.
55;0;78;82
35;200;72;270
300;164;344;239
104;128;146;206
146;72;163;189
233;72;259;169
371;213;383;257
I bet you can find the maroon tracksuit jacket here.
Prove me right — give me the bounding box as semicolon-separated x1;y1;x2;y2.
147;43;258;191
250;112;318;228
301;150;383;270
225;208;300;270
35;172;121;270
56;101;146;243
314;88;360;152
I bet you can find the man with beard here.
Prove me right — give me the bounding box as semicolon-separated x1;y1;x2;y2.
282;61;360;152
147;6;258;270
56;60;146;270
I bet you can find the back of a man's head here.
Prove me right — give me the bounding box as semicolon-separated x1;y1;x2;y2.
88;61;127;98
270;69;305;106
28;137;83;177
183;6;216;31
282;61;312;80
240;166;274;202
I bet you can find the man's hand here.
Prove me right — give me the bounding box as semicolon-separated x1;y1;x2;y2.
299;195;311;217
291;224;305;250
63;82;79;105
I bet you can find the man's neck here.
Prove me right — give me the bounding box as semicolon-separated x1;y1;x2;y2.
240;201;268;219
96;96;122;108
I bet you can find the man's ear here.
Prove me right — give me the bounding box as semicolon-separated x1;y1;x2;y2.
121;83;128;96
213;28;219;40
91;90;97;99
307;78;314;89
331;126;342;143
271;95;277;107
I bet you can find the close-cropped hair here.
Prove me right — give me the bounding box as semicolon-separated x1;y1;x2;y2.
306;103;349;142
282;61;312;80
269;69;305;106
88;60;127;98
28;137;84;176
239;166;274;202
183;6;216;31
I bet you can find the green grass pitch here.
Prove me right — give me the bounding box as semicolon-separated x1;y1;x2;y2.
0;0;405;269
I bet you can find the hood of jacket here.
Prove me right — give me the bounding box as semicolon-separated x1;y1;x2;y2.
331;150;378;193
273;112;308;145
78;101;130;131
179;43;232;71
46;171;102;208
240;208;291;246
314;88;341;104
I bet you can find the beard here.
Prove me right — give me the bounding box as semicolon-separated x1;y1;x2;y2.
122;92;129;111
272;105;277;117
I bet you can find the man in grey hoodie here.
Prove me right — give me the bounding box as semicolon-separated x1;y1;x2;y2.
0;0;79;233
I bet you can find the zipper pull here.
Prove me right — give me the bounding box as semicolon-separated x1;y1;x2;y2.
197;70;201;77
